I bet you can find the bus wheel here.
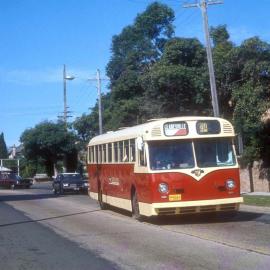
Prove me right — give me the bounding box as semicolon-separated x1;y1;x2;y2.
132;191;142;221
98;189;107;210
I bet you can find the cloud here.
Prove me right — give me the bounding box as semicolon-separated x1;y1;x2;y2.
0;67;106;86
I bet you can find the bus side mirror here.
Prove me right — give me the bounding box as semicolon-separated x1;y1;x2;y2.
136;137;144;151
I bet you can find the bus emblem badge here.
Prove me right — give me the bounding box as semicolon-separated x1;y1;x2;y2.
192;169;204;177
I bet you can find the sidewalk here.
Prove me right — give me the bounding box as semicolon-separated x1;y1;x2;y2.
242;192;270;196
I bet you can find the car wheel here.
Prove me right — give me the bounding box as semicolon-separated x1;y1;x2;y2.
132;190;143;221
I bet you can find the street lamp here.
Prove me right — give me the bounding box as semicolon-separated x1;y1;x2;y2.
63;64;75;126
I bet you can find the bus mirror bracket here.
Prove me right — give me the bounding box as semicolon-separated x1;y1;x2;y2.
136;137;144;151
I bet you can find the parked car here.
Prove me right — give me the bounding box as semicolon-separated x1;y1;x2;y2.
52;173;89;195
0;172;33;189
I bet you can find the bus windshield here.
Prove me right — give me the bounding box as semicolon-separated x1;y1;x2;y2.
149;138;236;170
194;138;236;168
149;141;195;170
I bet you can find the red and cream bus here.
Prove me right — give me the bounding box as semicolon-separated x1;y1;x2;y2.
87;117;243;219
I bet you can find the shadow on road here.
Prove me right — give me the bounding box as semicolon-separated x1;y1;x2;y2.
102;205;267;225
0;193;57;202
147;211;266;225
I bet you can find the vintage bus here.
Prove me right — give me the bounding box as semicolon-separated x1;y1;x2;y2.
87;117;243;219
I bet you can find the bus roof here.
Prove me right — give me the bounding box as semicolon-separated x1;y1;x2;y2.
88;116;235;146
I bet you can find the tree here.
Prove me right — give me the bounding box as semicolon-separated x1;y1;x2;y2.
0;132;8;159
140;37;211;118
20;121;78;176
105;2;175;129
231;37;270;165
210;25;234;118
73;93;111;144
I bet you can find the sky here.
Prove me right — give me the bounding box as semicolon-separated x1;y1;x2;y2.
1;0;270;147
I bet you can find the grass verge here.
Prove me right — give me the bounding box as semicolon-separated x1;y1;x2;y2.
243;195;270;207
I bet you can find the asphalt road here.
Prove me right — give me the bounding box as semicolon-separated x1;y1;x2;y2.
0;182;269;270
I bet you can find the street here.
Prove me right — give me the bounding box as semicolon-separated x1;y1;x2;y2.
0;182;269;270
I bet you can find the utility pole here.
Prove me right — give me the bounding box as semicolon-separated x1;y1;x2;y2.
62;64;75;127
97;69;103;135
184;0;222;117
88;69;109;135
63;64;67;125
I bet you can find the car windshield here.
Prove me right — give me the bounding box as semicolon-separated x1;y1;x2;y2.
62;174;82;181
149;140;195;170
194;138;236;168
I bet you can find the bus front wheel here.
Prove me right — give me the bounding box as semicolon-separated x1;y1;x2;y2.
132;191;143;221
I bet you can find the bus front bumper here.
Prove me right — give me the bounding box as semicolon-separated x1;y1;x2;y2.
139;197;244;216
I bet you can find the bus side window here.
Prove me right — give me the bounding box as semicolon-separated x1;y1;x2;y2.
139;150;147;166
90;147;94;164
114;142;118;163
119;141;124;162
138;145;147;166
99;145;102;164
130;139;135;162
95;145;98;164
124;140;129;162
102;144;107;163
108;143;112;163
87;147;90;163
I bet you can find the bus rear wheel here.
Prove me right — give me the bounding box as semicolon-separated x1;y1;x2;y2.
98;188;107;210
132;191;143;221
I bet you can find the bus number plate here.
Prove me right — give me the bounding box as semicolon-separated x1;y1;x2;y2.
169;194;181;201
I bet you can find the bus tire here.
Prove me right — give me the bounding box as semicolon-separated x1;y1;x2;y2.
132;191;143;221
98;189;107;210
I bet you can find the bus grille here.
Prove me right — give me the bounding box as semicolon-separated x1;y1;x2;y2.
156;204;238;216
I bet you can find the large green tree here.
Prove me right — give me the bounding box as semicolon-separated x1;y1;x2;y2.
210;25;234;118
105;2;175;128
20;121;79;176
230;37;270;164
0;132;8;159
140;37;210;118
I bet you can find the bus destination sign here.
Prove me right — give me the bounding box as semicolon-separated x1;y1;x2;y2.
164;122;188;136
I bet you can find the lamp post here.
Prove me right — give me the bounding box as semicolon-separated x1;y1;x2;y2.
63;64;75;127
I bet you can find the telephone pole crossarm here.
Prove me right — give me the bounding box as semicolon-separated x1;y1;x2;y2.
207;0;223;5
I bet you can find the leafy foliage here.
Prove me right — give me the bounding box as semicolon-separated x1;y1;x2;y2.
231;37;270;164
0;132;8;159
20;122;78;176
104;2;175;129
140;37;210;118
7;2;263;170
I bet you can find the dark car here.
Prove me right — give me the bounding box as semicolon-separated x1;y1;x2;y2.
0;172;33;189
52;173;89;195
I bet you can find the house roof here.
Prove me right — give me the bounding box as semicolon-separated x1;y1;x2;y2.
0;166;11;172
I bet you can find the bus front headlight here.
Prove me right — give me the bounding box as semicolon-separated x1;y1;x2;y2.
158;183;168;194
226;179;235;190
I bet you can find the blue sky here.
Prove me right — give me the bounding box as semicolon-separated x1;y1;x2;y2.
1;0;270;146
